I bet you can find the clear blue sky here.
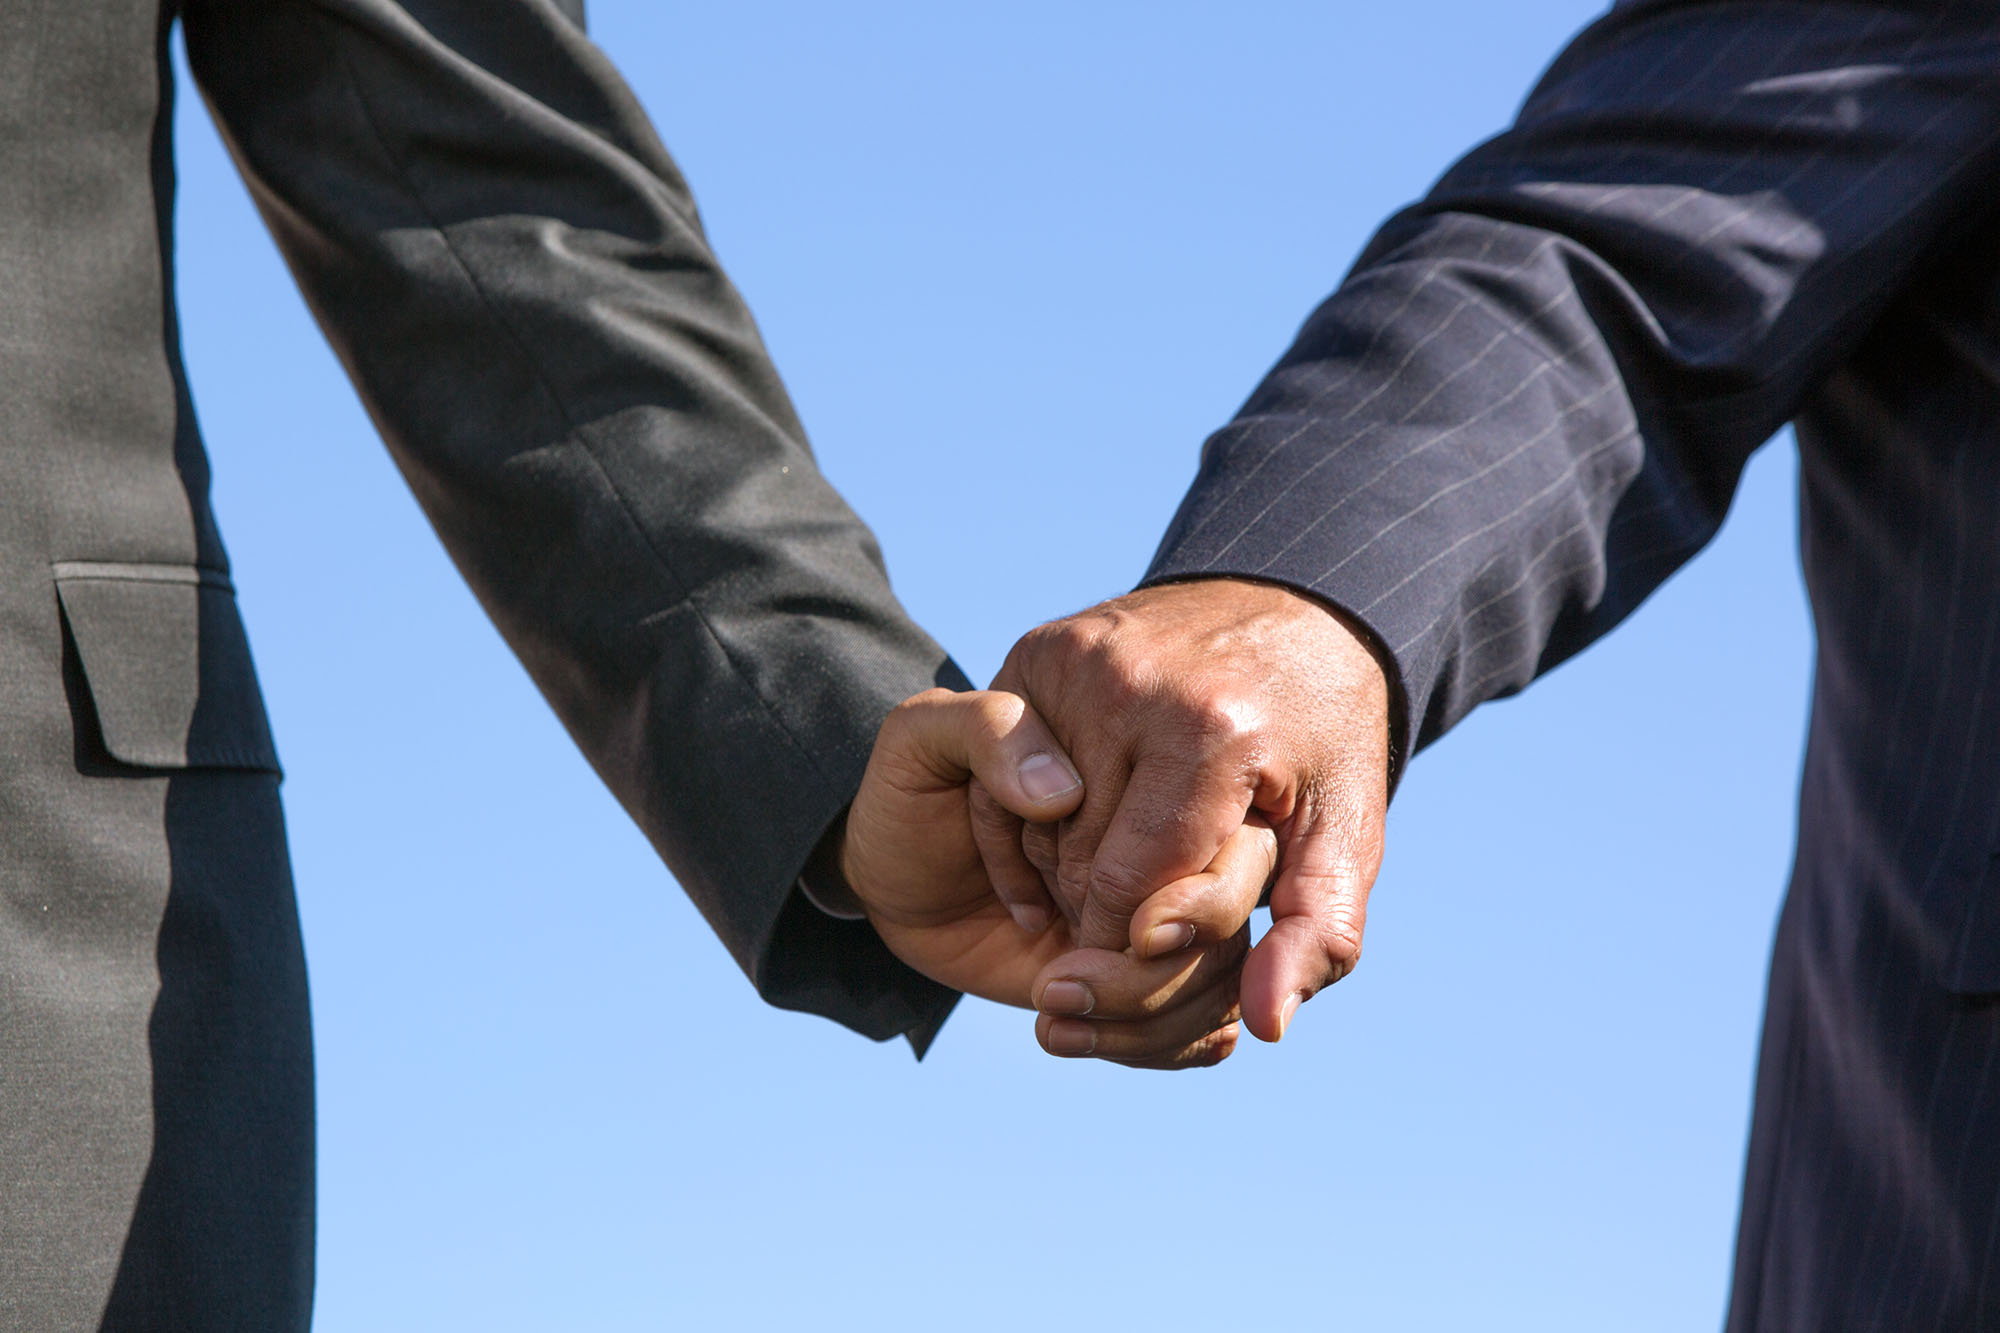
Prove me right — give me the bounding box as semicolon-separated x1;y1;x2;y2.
170;3;1812;1328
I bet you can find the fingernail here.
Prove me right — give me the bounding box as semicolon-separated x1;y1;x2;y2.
1143;922;1194;957
1010;903;1052;934
1277;990;1306;1039
1018;752;1081;802
1047;1019;1096;1057
1039;980;1093;1016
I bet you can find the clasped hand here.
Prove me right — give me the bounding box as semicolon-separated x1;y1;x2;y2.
840;577;1392;1069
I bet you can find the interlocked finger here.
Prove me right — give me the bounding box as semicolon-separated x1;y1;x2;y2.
1114;1022;1243;1072
1034;956;1244;1066
1032;925;1248;1021
969;779;1056;934
1126;820;1275;958
1032;923;1247;1064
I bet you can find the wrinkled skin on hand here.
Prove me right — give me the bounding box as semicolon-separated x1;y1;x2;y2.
976;577;1392;1044
842;688;1276;1070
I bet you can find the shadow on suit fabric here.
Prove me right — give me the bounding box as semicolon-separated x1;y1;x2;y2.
50;600;315;1330
94;772;315;1330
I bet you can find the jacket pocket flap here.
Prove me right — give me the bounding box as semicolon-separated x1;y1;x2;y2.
55;562;281;773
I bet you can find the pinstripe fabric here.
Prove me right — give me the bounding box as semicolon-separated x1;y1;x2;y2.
1144;2;2000;1325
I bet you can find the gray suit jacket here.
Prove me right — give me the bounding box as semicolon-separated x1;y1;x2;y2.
1144;2;2000;1325
4;0;959;1324
182;0;970;1041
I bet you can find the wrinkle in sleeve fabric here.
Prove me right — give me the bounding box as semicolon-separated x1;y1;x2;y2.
1145;0;2000;776
179;0;961;1051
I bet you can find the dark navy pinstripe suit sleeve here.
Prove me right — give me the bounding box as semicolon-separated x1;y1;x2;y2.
1145;0;2000;771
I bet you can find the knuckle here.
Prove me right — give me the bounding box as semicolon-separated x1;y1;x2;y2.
1029;617;1105;668
1318;911;1365;981
877;688;955;754
1056;620;1148;694
896;686;958;716
1020;823;1059;876
967;693;1023;747
1098;672;1150;719
1088;853;1158;907
1055;857;1094;912
1182;690;1265;748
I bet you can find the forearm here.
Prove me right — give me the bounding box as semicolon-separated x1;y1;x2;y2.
185;0;967;1043
1150;0;2000;755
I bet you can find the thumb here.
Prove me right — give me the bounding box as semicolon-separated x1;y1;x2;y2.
877;688;1085;821
1238;807;1381;1043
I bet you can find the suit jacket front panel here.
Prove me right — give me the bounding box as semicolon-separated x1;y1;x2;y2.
0;0;210;569
0;4;308;1323
0;0;280;779
1794;224;2000;992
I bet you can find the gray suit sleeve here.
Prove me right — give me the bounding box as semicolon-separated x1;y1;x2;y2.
1147;0;2000;775
179;0;962;1049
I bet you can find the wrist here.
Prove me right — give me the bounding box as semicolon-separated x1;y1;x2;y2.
797;810;866;920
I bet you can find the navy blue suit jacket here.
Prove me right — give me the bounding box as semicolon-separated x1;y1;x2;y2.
1143;3;2000;1326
